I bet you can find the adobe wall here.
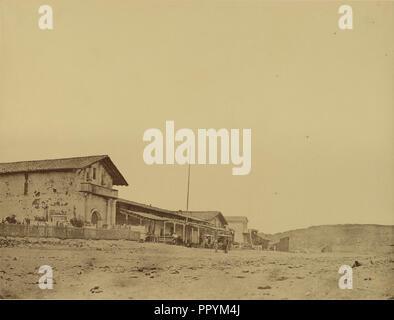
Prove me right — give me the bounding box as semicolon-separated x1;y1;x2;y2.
0;171;84;222
0;168;114;226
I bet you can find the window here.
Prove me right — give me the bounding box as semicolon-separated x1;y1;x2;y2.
93;168;96;180
101;172;105;186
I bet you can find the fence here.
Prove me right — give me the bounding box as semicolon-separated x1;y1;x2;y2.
0;223;140;241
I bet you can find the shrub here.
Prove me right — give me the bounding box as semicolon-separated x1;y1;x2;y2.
34;216;47;222
4;215;17;224
70;217;84;228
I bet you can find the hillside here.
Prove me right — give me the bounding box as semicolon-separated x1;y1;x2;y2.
259;224;394;254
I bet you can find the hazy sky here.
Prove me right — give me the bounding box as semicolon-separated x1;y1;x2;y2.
1;0;393;233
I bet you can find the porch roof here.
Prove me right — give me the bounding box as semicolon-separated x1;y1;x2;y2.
119;209;169;221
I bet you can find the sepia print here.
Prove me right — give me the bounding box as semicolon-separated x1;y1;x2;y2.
0;0;393;301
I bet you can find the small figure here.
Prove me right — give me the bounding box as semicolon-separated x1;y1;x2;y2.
214;239;218;252
172;232;179;245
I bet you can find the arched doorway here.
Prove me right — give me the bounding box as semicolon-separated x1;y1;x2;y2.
91;210;101;226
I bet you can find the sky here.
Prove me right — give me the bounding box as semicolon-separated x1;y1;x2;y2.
0;0;393;233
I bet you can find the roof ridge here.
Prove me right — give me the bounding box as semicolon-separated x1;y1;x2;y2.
0;155;128;186
0;155;108;165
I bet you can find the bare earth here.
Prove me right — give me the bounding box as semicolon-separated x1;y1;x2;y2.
0;237;393;300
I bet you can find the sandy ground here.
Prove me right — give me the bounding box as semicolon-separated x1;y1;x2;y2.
0;237;393;300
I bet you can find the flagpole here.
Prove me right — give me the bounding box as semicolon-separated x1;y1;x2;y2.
186;162;191;211
186;146;191;211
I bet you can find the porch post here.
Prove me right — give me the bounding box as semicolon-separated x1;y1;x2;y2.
84;194;89;222
106;199;111;226
111;199;117;226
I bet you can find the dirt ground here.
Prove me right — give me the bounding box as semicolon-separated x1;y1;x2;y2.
0;237;393;300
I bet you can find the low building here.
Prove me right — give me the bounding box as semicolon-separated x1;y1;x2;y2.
116;199;224;244
179;210;232;245
225;216;249;245
248;229;270;249
269;237;290;252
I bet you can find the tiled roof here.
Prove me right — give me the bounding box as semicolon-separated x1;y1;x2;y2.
0;155;128;186
117;199;220;225
180;211;227;225
119;209;169;221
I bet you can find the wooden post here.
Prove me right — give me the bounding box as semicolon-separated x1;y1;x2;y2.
186;163;191;210
182;224;185;243
84;194;89;222
111;199;117;226
106;199;111;226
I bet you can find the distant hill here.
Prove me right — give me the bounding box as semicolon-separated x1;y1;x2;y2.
258;224;394;253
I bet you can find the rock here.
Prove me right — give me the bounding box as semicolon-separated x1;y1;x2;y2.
352;261;362;268
276;276;288;281
90;286;103;293
321;245;332;253
257;285;271;290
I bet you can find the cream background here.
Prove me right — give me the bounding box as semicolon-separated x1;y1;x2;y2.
0;1;393;233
